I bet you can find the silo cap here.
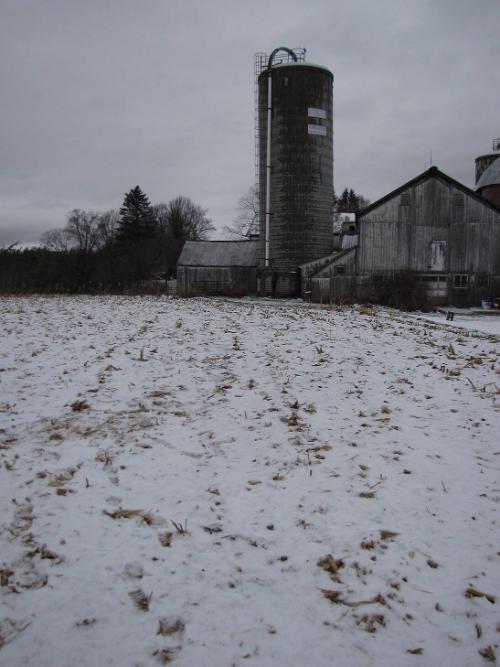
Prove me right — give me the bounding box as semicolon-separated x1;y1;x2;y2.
476;157;500;190
260;62;333;77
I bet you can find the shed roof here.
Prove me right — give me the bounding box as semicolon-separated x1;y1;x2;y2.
476;157;500;190
177;240;259;267
312;248;357;278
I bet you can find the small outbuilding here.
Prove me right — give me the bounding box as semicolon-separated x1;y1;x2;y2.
176;240;258;297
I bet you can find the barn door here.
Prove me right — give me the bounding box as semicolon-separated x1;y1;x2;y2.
430;241;446;271
429;241;446;271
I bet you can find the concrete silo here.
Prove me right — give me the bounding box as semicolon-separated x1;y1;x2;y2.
257;47;334;297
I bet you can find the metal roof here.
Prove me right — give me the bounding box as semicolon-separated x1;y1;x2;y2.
312;248;357;278
476;157;500;190
177;240;259;267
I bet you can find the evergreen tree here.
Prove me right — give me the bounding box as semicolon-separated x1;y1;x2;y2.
336;187;369;213
117;186;156;241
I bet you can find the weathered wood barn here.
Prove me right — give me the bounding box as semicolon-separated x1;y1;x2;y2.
177;240;258;297
309;166;500;306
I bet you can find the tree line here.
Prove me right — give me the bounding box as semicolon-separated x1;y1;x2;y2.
0;187;214;294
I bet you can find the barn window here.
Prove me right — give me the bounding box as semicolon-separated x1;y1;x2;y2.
452;193;464;206
453;274;468;288
372;274;383;283
334;265;345;274
400;193;410;206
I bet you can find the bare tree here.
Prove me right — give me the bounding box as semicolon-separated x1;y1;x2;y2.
41;209;113;253
151;202;170;236
223;186;259;239
96;209;119;248
166;196;214;245
40;227;72;252
65;209;102;252
151;198;213;275
153;196;213;253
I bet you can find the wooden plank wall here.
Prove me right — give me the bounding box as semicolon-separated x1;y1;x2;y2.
177;267;257;297
358;177;500;276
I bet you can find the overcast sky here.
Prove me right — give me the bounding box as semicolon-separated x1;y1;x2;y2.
1;0;499;246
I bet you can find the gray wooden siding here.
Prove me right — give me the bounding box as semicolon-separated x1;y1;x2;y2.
311;276;358;303
177;267;257;297
308;249;358;302
299;249;355;294
358;176;500;276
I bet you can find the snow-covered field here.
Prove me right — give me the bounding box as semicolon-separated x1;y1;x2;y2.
1;296;499;667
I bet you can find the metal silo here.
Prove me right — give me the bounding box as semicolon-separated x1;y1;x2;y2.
475;138;500;208
257;47;334;297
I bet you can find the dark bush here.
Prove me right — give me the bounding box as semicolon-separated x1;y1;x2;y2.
370;272;432;312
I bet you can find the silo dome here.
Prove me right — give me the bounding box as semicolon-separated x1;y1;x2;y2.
475;140;500;207
257;50;334;297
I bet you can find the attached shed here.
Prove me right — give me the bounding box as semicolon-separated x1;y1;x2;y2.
177;240;258;297
356;167;500;306
309;249;358;303
299;248;357;302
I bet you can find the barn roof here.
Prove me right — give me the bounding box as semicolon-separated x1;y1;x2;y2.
358;166;500;217
476;157;500;190
177;240;259;267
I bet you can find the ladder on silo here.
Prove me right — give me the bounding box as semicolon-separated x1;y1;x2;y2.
253;52;267;237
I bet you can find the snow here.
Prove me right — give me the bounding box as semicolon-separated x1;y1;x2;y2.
1;295;499;666
412;310;500;337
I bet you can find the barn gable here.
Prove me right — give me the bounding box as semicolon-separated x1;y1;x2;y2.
360;166;500;218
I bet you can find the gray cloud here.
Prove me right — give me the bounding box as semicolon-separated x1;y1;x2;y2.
1;0;499;245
